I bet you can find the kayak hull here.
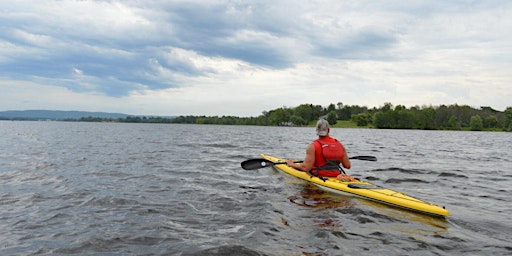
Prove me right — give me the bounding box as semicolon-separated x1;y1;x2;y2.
261;154;449;217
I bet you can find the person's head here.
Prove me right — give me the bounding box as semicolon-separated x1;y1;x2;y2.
316;119;330;137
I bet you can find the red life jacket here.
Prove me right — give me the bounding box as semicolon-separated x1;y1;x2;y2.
311;136;346;177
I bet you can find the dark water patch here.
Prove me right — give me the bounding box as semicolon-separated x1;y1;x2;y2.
364;176;381;181
366;231;403;246
477;193;509;202
486;176;508;181
239;185;269;192
370;167;435;175
86;170;133;179
384;178;429;184
355;216;375;224
438;171;468;179
432;234;466;243
335;206;407;224
81;196;141;207
43;212;72;222
208;196;244;212
59;235;175;254
475;169;506;176
0;193;19;205
183;245;266;256
54;237;125;254
497;189;509;193
197;142;238;148
371;168;393;172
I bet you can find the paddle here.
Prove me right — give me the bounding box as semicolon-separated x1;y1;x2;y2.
241;155;377;170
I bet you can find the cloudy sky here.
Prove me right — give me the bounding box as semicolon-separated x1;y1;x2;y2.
1;0;511;116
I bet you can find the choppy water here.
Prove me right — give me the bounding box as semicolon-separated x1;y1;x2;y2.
1;121;511;255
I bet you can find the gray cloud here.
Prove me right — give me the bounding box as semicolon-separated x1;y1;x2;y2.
0;0;511;114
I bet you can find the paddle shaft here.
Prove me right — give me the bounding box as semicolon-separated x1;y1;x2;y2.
241;155;377;170
269;156;376;165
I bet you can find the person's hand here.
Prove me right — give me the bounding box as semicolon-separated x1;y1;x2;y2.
337;174;357;181
285;159;294;167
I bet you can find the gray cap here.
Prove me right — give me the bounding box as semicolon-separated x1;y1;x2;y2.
316;119;329;136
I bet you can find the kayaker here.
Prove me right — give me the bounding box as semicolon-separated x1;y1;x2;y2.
286;119;354;181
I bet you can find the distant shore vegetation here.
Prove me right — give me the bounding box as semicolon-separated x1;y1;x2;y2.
76;103;512;131
2;103;511;131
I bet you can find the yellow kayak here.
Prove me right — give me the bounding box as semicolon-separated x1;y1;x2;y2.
260;153;449;217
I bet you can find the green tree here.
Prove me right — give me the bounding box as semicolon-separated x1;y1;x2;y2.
382;102;393;112
418;107;436;130
267;107;293;126
294;104;315;123
103;101;508;131
504;107;512;131
351;113;369;126
123;116;142;123
326;111;338;125
327;103;336;113
470;115;483;131
449;115;461;130
373;111;393;128
456;104;473;127
371;102;394;128
290;115;307;126
395;109;416;129
435;105;451;128
338;105;352;120
484;115;499;128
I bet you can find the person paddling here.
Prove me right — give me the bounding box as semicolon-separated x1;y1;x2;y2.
286;119;355;181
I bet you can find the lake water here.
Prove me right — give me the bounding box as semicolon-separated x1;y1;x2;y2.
0;121;511;255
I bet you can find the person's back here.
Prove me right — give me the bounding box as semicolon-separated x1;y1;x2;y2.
309;135;347;177
286;119;351;177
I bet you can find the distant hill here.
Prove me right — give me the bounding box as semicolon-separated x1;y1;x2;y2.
0;110;130;120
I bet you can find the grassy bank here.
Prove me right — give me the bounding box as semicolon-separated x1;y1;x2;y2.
331;120;371;128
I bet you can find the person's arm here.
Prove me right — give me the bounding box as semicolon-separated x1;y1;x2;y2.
340;144;351;169
286;143;315;172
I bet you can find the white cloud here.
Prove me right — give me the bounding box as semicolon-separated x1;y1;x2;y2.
0;0;511;116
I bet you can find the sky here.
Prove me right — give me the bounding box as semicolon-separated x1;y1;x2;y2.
1;0;511;117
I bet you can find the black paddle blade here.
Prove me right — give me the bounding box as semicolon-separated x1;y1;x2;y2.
241;159;274;170
350;155;377;161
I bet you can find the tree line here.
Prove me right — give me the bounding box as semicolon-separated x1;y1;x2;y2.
77;102;512;131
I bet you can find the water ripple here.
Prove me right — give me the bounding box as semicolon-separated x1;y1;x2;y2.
1;122;511;255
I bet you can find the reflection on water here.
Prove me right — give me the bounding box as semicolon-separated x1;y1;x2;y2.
287;181;449;234
288;184;355;210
